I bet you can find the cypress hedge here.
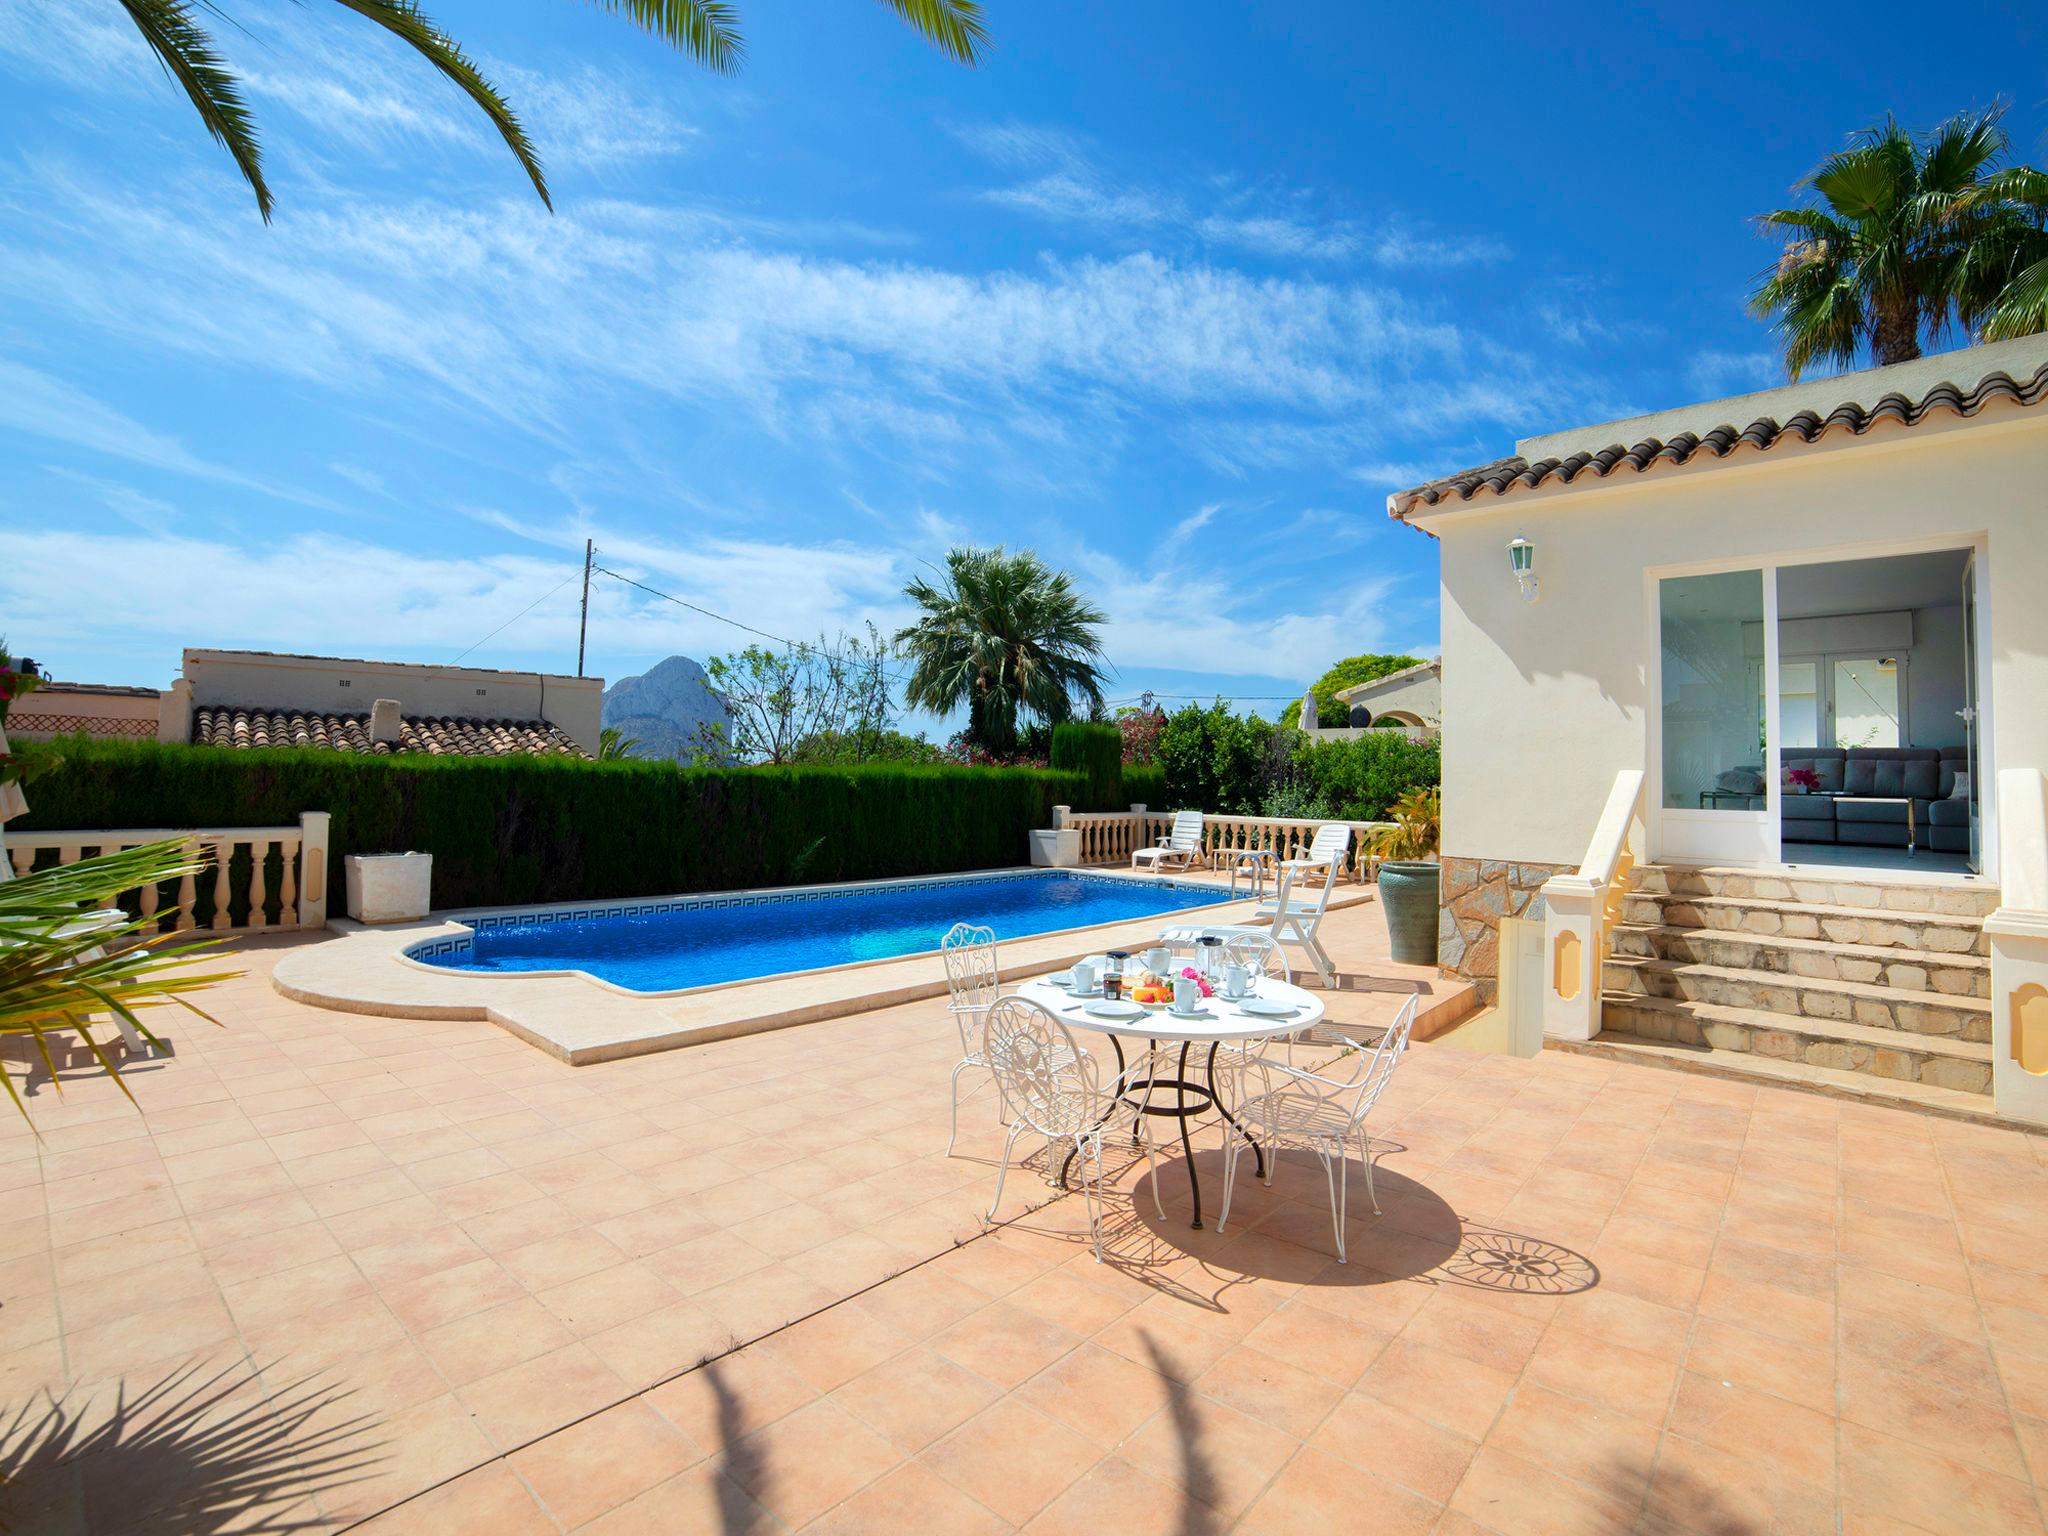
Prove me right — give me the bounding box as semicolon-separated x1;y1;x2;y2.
1048;722;1124;811
16;738;1087;910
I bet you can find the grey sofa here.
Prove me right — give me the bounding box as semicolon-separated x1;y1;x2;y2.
1709;747;1974;853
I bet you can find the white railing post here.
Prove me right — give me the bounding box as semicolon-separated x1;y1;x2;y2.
299;811;331;929
1541;769;1646;1043
1985;769;2048;1127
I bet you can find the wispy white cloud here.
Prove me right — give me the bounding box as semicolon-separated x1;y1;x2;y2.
1688;348;1781;398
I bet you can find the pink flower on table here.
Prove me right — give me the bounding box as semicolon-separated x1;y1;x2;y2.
1178;966;1213;997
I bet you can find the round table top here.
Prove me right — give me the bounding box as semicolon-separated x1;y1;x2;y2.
1016;973;1325;1043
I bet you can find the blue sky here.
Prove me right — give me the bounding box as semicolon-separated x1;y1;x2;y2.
2;1;2043;730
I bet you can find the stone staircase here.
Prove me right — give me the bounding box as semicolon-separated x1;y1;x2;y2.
1562;863;2001;1116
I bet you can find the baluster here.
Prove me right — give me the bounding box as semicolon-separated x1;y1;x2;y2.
278;837;298;928
247;838;273;929
209;838;232;932
175;841;198;932
138;844;160;928
9;844;29;879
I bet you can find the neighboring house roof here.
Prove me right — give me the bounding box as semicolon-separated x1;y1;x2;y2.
191;706;588;758
1388;337;2048;523
31;682;162;698
1333;658;1440;702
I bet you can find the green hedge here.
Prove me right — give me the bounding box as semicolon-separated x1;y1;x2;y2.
1291;732;1440;821
1049;722;1123;811
17;738;1087;910
1121;764;1166;809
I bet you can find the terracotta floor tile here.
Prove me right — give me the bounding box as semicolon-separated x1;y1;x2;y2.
721;1395;902;1528
1240;1445;1440;1536
1641;1432;1835;1536
1021;1453;1203;1536
578;1461;781;1536
1448;1444;1637;1536
1521;1326;1680;1422
923;1398;1100;1527
380;1255;526;1334
832;1344;1004;1453
316;1391;496;1527
1308;1389;1479;1503
1838;1420;2046;1536
1356;1339;1518;1441
1189;1341;1343;1440
1015;1340;1175;1443
1667;1369;1836;1488
456;1341;630;1450
1683;1316;1836;1414
1836;1351;2030;1480
1240;1297;1394;1386
1484;1381;1661;1507
511;1398;703;1528
773;1298;922;1393
350;1459;556;1535
534;1260;680;1336
933;1299;1084;1390
1116;1386;1298;1522
418;1295;574;1387
809;1458;1011;1536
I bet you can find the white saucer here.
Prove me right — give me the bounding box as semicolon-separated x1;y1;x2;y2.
1085;1000;1145;1020
1239;998;1300;1018
1165;1003;1209;1019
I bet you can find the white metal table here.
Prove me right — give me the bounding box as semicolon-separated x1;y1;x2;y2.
1016;973;1327;1229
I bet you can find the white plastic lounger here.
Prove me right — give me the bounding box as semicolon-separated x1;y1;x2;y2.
1258;823;1352;986
1132;810;1205;873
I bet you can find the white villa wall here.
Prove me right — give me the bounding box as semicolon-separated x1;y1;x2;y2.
1434;412;2048;870
182;650;605;755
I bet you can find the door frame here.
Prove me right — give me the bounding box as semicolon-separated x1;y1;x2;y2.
1644;530;1995;877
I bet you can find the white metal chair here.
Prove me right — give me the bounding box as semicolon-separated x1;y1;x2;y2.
1218;994;1419;1263
1132;810;1205;873
983;997;1155;1261
1257;824;1351;986
943;921;1076;1155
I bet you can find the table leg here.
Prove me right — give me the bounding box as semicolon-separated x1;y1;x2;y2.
1177;1041;1202;1229
1206;1042;1265;1180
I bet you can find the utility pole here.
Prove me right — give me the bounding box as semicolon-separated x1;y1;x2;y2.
576;539;594;677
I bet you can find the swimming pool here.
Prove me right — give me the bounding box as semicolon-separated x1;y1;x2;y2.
406;870;1232;994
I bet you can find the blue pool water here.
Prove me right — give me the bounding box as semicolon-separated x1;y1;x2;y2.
410;872;1230;994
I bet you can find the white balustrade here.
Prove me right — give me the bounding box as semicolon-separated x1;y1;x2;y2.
1539;770;1647;1042
0;810;331;934
1056;808;1393;883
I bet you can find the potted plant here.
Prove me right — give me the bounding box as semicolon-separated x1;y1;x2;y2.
1367;786;1441;965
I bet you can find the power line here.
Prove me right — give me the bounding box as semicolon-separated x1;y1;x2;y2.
453;570;583;665
592;564;919;685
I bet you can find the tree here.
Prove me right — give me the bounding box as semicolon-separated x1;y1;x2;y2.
1749;108;2019;378
111;0;989;222
695;624;894;765
597;726;639;761
1960;165;2048;342
1279;654;1425;729
896;547;1110;756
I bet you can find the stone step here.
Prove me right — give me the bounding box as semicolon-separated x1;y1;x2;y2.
1549;1030;2007;1125
1609;923;1989;998
1598;993;1992;1094
1618;891;1989;956
1630;863;2000;917
1602;956;1990;1043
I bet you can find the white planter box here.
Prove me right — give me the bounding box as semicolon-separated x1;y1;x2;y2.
1028;829;1082;868
344;852;433;923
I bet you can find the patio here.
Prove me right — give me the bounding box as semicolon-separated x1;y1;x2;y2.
2;899;2045;1534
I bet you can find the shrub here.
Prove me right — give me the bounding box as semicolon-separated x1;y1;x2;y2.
1290;732;1440;822
1049;722;1123;811
1157;701;1275;813
1121;764;1165;808
1278;654;1426;728
16;737;1086;909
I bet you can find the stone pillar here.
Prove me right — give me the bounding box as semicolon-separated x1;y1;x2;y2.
298;811;332;929
1986;768;2048;1126
1539;873;1602;1041
1052;804;1071;829
369;698;403;745
158;678;193;744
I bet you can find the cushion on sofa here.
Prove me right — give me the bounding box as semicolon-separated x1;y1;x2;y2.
1928;797;1972;828
1837;798;1913;825
1783;749;1846;793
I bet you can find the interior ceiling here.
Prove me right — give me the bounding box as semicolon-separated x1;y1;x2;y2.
1776;549;1970;620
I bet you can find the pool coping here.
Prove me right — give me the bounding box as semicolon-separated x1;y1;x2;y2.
272;865;1375;1065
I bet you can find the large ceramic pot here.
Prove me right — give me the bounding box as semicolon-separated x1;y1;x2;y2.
1376;859;1441;966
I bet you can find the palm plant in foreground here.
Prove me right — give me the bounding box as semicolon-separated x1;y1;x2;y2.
0;841;238;1120
897;546;1110;757
112;0;989;221
1749;109;2016;378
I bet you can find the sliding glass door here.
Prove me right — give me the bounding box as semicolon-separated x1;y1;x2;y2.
1654;567;1778;864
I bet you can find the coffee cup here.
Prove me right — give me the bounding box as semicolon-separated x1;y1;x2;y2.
1142;946;1172;975
1221;963;1249;1001
1070;960;1098;994
1171;974;1199;1013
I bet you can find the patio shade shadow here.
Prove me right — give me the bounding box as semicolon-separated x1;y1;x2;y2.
0;1360;382;1534
1138;1331;1221;1536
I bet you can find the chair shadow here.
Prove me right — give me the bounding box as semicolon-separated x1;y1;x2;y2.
0;1359;382;1534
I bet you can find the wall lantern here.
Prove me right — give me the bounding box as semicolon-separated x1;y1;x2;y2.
1507;534;1539;601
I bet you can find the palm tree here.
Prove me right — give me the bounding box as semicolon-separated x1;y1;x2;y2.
1959;165;2048;342
1750;109;2014;378
112;1;989;222
897;547;1110;756
597;725;639;760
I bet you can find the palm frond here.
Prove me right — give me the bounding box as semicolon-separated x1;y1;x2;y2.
330;0;550;209
1984;254;2048;341
874;0;988;65
582;0;744;72
117;0;271;220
